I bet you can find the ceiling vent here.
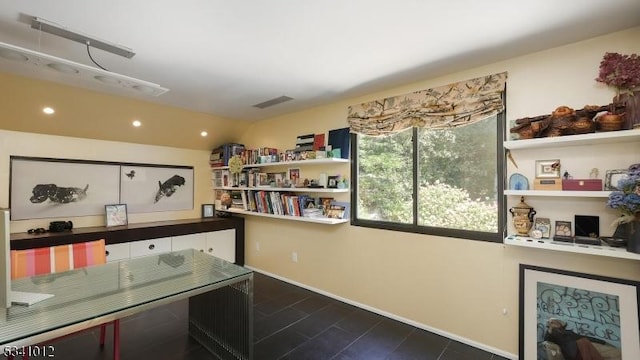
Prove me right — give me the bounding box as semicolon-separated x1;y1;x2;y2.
252;96;293;109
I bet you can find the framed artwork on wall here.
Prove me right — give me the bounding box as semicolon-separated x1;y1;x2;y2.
519;264;639;360
120;165;194;213
10;156;120;220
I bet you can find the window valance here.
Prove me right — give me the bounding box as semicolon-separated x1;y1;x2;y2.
347;72;507;136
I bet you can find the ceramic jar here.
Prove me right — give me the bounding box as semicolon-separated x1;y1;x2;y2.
509;196;536;236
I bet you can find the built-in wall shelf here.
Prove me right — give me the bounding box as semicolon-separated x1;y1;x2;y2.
211;158;350;171
504;129;640;150
504;190;611;198
215;186;349;193
219;208;348;225
504;235;640;260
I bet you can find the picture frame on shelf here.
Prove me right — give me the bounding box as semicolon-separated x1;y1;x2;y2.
535;159;561;178
201;204;215;218
605;169;629;191
519;264;639;360
534;217;551;238
327;175;339;188
287;168;301;186
554;220;572;237
105;204;128;227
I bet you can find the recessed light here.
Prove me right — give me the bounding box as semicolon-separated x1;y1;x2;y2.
200;131;208;137
132;120;142;127
43;107;55;115
94;75;121;84
132;85;156;94
47;62;79;74
0;48;28;61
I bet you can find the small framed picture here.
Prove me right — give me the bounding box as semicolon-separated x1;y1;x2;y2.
534;217;551;238
535;159;561;178
327;175;340;188
202;204;215;218
605;169;629;191
288;168;301;185
554;220;572;237
105;204;128;227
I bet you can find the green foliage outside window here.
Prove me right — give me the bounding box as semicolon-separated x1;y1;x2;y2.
356;116;499;235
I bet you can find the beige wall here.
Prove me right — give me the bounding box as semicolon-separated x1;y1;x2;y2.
239;27;640;357
0;72;247;151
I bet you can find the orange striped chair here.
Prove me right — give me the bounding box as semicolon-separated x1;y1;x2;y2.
10;239;120;360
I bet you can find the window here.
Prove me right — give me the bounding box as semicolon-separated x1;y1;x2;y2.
351;112;506;242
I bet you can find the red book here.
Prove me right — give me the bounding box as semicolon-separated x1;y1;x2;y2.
313;134;325;151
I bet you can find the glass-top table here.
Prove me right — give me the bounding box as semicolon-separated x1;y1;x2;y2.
1;249;253;359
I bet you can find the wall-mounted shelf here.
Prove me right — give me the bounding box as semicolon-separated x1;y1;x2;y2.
504;190;611;198
211;158;349;171
504;235;640;261
214;186;348;193
504;129;640;150
219;208;348;225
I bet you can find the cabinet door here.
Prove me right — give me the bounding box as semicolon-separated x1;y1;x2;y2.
205;229;235;263
129;237;172;258
105;243;130;262
172;233;206;253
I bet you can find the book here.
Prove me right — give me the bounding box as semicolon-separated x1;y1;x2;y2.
327;127;350;159
313;134;325;150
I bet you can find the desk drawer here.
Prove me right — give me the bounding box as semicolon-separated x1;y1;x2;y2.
130;237;172;258
105;243;130;262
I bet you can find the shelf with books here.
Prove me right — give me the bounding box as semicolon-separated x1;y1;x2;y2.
213;186;348;193
211;158;349;170
218;208;348;225
215;189;349;225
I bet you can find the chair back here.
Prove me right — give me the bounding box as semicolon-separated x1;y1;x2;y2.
11;239;106;279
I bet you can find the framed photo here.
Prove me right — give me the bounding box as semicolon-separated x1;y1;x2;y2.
105;204;128;227
287;168;301;185
201;204;215;218
534;217;551;238
519;264;640;360
554;220;572;237
605;169;629;191
327;175;339;188
535;159;561;178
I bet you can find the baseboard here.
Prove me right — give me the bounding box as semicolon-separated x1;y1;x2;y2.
246;265;517;360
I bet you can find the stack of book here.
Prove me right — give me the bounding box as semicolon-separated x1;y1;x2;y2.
209;143;245;167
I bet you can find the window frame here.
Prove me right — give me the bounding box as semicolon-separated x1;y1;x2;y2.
350;111;507;243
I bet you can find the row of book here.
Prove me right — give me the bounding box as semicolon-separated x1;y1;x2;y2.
246;190;315;217
224;190;348;220
209;128;350;168
209;143;245;167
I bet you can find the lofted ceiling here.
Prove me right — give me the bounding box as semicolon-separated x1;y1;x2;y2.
1;1;640;123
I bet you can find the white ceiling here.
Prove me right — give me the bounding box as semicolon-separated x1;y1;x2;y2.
1;0;640;121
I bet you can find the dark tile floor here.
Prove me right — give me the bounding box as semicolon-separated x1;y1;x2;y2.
37;272;509;360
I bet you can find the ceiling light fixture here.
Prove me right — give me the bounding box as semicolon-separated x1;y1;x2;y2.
200;131;208;137
132;120;142;127
31;17;136;59
42;107;55;115
0;41;168;97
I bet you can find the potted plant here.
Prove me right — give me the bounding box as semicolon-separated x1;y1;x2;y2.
595;52;640;129
607;163;640;253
